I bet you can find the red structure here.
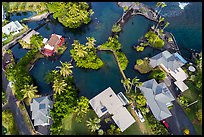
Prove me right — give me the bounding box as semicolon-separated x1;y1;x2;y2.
41;34;64;57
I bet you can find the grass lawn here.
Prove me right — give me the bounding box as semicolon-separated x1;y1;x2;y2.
179;80;202;135
2;110;19;135
134;58;152;74
61;109;97;135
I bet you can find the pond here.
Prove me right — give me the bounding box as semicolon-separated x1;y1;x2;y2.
10;2;202;99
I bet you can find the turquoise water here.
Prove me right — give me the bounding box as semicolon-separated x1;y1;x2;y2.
10;2;202;98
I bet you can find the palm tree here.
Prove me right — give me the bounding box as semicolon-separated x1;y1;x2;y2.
155;2;167;18
112;24;121;33
131;77;142;94
121;78;131;93
86;37;96;47
21;84;38;102
57;61;73;77
52;79;67;95
86;117;101;133
162;21;170;31
183;129;190;135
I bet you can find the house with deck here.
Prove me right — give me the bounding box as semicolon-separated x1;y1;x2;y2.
149;50;189;92
138;79;175;121
30;96;53;126
89;87;135;132
41;33;64;56
2;21;24;35
22;30;39;44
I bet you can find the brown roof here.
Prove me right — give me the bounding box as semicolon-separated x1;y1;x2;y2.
47;34;61;47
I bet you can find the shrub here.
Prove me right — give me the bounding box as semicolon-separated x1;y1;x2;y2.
149;69;166;81
136;59;144;65
136;46;144;52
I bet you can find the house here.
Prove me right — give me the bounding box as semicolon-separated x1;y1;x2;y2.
22;30;39;44
41;34;64;56
2;21;24;35
30;96;53;126
149;50;189;92
89;87;135;132
138;79;175;121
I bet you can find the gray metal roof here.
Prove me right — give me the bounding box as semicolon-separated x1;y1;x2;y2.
138;79;175;121
30;96;53;126
149;50;185;71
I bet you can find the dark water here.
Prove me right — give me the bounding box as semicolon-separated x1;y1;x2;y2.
9;11;36;21
10;2;202;98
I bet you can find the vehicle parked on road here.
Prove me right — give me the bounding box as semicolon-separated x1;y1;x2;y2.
161;120;169;129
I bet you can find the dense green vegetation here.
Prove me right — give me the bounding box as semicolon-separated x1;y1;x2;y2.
149;69;166;81
2;110;19;135
146;113;169;135
47;2;93;29
47;63;90;135
145;31;164;49
99;36;128;70
2;2;48;14
70;37;104;69
5;34;45;101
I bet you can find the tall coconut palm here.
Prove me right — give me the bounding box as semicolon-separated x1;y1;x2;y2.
21;84;38;102
86;37;96;47
155;2;167;18
86;117;101;133
121;78;131;93
52;79;67;95
131;76;142;94
57;61;73;77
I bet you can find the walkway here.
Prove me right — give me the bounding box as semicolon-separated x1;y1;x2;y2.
22;12;50;22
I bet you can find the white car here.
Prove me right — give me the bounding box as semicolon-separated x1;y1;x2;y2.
134;108;145;123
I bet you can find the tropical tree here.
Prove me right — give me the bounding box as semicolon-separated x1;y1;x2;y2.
107;124;121;135
121;78;131;93
72;40;88;58
136;59;144;65
57;61;73;77
98;129;104;135
86;117;101;133
196;109;202;123
131;76;142;93
21;84;38;102
52;79;67;95
162;21;170;31
112;24;121;33
30;34;44;50
74;96;90;122
86;37;96;47
155;2;167;18
136;94;146;108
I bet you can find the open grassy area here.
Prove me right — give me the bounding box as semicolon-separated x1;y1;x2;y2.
179;80;202;135
61;109;97;135
2;110;19;135
134;58;152;74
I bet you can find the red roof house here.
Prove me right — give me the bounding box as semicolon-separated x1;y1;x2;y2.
42;34;64;57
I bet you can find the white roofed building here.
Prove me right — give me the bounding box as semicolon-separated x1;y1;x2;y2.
89;87;135;132
2;21;24;35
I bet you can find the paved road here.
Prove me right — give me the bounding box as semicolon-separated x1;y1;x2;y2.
166;101;196;135
2;69;9;92
6;85;32;135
